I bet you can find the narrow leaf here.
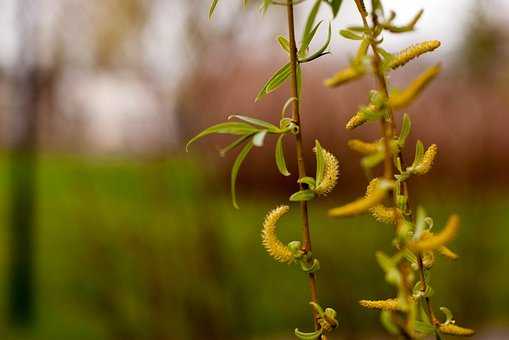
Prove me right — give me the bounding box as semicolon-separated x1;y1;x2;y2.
315;140;325;185
294;328;322;340
299;22;332;63
296;63;303;98
252;130;268;147
219;134;252;157
275;135;290;176
411;140;425;167
277;35;290;53
255;63;291;102
186;122;258;151
289;189;316;202
340;29;363;40
300;0;322;56
326;0;343;18
414;321;435;335
209;0;220;19
298;176;316;189
300;20;322;58
231;141;254;209
398;113;411;146
228;114;279;131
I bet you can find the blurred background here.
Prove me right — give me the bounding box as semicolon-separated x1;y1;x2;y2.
0;0;508;339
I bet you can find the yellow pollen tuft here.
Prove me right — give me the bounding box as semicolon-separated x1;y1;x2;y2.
414;144;438;175
329;178;392;217
346;111;367;130
438;323;475;336
325;66;365;87
348;139;380;154
370;205;401;224
359;298;401;311
389;64;442;110
410;214;460;251
261;205;293;263
389;40;441;70
314;148;339;196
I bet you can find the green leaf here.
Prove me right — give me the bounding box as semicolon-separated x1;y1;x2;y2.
439;306;454;324
361;151;385;170
209;0;220;19
289;189;316;202
228;115;279;131
414;321;435;335
376;251;401;286
398;113;411;147
300;20;322;58
186;122;259;151
309;301;325;315
326;0;343;18
252;130;268;147
255;63;291;102
231;141;254;209
380;310;399;335
314;140;325;185
410;140;424;168
294;328;322;340
275;135;290;176
413;206;427;240
219;134;252;157
340;29;363;40
281;97;298;118
347;25;368;32
299;22;332;63
277;35;290;53
296;63;303;98
300;0;322;56
260;0;271;13
297;176;316;189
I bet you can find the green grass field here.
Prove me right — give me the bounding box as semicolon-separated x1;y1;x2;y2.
1;154;508;339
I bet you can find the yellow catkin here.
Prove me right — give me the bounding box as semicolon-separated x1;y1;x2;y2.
413;144;438;175
389;64;442;110
359;298;400;311
389;40;441;69
364;178;400;224
329;178;391;217
325;66;365;87
346;111;367;130
438;246;459;260
261;205;293;263
438;323;475;336
314;148;339;196
370;205;400;224
411;214;460;251
348;139;379;154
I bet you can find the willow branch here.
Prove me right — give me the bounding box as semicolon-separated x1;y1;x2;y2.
285;0;321;331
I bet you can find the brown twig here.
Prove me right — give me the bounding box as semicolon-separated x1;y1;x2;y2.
286;0;320;331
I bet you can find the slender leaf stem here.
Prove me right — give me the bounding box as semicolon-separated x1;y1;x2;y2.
286;0;320;331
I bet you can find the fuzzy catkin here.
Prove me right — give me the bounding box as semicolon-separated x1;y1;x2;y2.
261;205;293;263
439;324;475;336
389;40;441;69
413;144;438;175
359;298;400;311
325;67;365;88
328;178;390;217
314;148;339;196
348;139;379;154
389;64;442;110
411;214;459;251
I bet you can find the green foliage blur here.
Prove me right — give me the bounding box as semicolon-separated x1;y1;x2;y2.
1;155;508;339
